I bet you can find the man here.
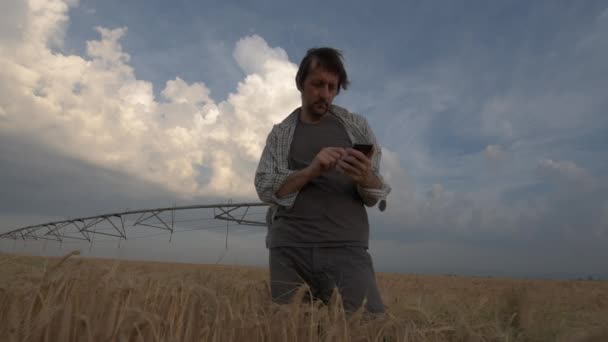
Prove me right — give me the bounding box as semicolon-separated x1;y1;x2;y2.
254;47;390;313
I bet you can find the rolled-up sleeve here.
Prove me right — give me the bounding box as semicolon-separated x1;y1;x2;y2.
254;128;298;208
356;118;391;209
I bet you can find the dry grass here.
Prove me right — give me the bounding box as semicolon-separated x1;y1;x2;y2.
1;252;607;341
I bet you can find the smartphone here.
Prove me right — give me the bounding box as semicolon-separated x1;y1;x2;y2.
353;143;373;155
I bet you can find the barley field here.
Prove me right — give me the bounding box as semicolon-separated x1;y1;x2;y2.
0;252;607;342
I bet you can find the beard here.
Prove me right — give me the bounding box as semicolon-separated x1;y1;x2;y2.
308;101;329;117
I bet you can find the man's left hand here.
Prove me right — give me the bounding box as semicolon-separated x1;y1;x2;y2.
337;148;379;188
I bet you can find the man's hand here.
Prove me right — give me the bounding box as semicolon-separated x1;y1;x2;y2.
337;148;381;188
307;147;348;177
275;147;346;199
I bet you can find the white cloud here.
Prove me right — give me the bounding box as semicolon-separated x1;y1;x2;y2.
537;158;593;187
2;0;606;256
375;155;602;239
380;148;410;192
232;35;290;75
86;27;130;64
0;0;299;199
375;167;515;236
368;13;608;240
483;144;505;161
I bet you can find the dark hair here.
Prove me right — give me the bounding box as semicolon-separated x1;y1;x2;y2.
295;47;350;94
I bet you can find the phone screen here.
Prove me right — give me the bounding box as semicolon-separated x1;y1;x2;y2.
353;143;373;155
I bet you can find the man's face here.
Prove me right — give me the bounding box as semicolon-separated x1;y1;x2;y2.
300;65;339;117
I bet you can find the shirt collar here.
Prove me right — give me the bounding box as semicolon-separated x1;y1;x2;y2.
278;105;350;128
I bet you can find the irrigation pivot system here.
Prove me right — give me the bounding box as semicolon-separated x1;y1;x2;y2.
0;202;270;244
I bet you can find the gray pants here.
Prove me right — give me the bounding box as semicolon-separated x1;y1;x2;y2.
269;246;384;313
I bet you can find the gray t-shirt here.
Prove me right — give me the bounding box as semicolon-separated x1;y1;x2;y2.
267;114;369;248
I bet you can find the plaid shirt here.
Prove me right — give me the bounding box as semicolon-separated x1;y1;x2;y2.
254;105;391;217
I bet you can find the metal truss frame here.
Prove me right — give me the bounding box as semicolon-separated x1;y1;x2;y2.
0;202;269;243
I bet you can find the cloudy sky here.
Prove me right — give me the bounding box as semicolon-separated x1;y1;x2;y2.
1;0;607;279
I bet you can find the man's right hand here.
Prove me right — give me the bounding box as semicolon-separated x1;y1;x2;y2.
275;147;346;199
307;147;347;177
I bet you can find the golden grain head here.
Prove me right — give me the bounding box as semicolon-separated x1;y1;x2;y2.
0;252;606;342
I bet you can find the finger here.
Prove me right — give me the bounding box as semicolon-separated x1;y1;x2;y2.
321;149;343;161
330;148;348;160
335;163;344;174
365;145;375;158
325;155;343;169
328;150;345;161
325;147;346;159
347;148;371;163
338;160;362;178
337;160;351;174
343;156;367;172
318;156;334;168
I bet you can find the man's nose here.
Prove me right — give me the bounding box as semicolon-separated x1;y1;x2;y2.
319;86;331;100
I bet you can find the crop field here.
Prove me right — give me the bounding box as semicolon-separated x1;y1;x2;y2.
1;252;607;341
